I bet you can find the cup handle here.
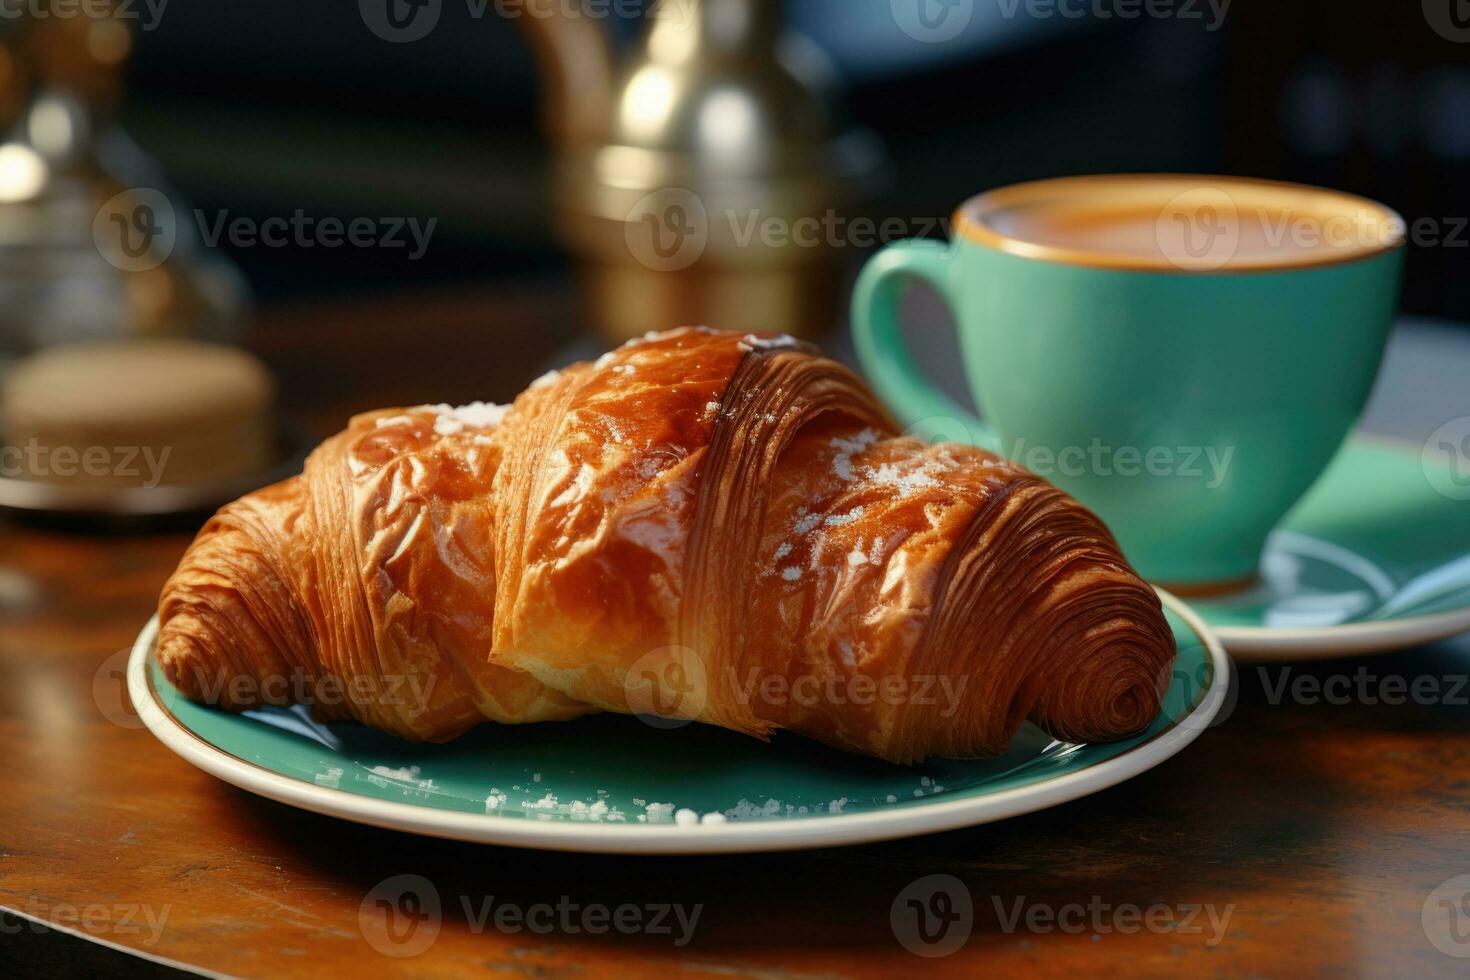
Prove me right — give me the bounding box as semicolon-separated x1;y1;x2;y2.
851;239;1001;453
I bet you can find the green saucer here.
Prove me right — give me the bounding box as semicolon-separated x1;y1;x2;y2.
129;593;1225;854
1193;437;1470;659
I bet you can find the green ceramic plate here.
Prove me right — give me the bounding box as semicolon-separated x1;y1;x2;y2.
129;591;1226;854
1193;437;1470;660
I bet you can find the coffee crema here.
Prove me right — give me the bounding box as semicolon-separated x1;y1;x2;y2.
955;174;1405;272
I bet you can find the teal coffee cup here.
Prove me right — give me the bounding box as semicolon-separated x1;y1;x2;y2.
852;174;1405;590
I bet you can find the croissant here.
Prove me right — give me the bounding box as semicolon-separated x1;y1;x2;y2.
157;328;1175;764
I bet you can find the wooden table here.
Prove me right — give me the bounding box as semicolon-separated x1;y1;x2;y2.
3;290;1469;978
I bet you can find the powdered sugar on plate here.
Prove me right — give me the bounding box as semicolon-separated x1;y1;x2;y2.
640;802;677;823
364;765;438;793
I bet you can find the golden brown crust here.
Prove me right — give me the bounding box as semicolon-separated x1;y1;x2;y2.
157;327;1175;762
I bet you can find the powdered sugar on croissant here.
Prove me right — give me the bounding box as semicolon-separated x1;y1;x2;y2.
157;327;1175;762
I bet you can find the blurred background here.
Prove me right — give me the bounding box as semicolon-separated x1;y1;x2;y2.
0;0;1467;508
102;0;1467;314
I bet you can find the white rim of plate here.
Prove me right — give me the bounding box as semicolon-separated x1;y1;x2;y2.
1215;605;1470;661
128;589;1227;855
